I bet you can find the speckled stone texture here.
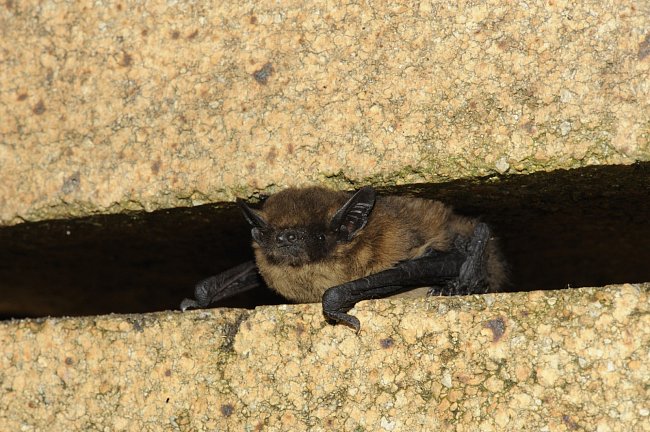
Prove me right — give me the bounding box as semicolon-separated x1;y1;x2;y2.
1;0;648;225
1;284;648;431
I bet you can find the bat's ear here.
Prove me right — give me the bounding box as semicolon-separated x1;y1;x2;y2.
330;186;376;241
236;199;268;229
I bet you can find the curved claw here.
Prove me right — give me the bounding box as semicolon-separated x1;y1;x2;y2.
180;298;200;312
324;310;361;333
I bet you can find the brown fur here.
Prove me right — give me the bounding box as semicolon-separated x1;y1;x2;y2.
250;187;506;302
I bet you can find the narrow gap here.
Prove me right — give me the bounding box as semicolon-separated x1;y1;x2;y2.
0;163;648;319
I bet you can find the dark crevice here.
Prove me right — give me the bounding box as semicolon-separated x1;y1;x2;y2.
0;162;648;319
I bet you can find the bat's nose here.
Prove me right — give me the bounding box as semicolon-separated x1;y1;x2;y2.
276;230;298;246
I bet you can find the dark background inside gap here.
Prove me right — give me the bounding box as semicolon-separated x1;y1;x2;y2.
0;163;648;319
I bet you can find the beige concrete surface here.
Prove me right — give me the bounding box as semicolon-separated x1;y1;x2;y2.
1;283;648;431
1;0;649;225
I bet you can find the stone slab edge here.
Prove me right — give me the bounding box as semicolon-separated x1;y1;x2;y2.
1;283;648;431
1;1;649;225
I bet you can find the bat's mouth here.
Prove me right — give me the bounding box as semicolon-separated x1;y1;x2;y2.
268;245;310;266
281;246;305;258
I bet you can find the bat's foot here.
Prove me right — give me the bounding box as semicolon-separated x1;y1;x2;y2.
427;223;491;296
457;222;490;293
427;281;460;296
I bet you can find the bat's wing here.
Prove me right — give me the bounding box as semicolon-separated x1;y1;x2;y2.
322;223;491;332
180;260;264;311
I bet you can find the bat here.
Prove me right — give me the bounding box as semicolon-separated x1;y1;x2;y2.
181;186;506;332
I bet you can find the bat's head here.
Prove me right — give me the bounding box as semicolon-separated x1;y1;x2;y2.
237;186;376;266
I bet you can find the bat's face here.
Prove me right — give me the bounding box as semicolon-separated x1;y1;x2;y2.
237;186;376;267
247;222;337;266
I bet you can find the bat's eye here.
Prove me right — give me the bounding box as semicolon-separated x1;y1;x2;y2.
317;233;325;241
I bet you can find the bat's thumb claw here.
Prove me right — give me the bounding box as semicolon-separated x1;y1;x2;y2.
322;287;362;332
180;298;199;311
323;310;361;333
341;314;361;333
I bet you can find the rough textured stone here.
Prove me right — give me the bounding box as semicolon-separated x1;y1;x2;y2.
1;284;648;431
1;0;649;225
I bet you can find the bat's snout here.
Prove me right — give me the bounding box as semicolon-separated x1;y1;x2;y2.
275;229;300;247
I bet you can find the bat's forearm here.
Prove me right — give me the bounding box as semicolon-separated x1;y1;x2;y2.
321;223;493;332
321;249;466;331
